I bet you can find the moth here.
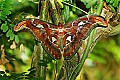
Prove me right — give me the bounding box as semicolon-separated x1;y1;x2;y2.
14;15;108;60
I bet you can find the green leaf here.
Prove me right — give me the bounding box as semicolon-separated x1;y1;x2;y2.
1;22;8;32
0;3;4;10
15;35;19;43
81;0;97;8
5;0;14;4
86;0;96;8
57;0;63;8
6;29;12;37
110;0;114;3
10;31;15;40
72;2;76;12
108;5;116;12
0;0;13;21
0;12;7;19
0;15;5;21
6;29;15;40
63;5;70;21
9;24;15;28
3;5;12;10
113;0;118;7
106;0;110;3
7;18;12;22
1;10;11;16
3;3;12;8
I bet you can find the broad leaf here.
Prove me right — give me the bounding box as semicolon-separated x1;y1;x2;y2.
15;35;19;43
6;29;15;40
1;22;8;32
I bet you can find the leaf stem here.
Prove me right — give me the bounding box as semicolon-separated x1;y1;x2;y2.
69;30;95;80
96;0;104;15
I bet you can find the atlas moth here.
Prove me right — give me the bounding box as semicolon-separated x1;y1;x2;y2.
14;14;108;60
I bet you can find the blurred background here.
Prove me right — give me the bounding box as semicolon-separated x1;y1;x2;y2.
0;0;120;80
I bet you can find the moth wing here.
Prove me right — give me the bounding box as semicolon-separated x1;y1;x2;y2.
31;20;62;59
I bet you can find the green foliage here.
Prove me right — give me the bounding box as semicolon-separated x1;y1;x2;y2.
1;22;8;32
0;0;119;80
105;0;119;12
6;30;14;40
81;0;97;8
90;36;120;64
62;0;71;21
0;0;19;43
0;69;40;80
0;0;14;20
80;0;119;12
15;35;19;44
62;0;77;21
63;3;70;21
106;0;118;7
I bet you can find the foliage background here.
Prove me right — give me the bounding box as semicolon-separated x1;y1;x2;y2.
0;0;120;80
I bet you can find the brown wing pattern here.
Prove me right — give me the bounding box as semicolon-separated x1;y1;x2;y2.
14;20;62;59
63;15;108;59
14;15;108;60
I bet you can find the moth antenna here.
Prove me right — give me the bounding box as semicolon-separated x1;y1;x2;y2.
62;1;89;15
